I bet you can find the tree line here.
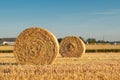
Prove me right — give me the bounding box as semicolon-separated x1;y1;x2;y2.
58;37;119;44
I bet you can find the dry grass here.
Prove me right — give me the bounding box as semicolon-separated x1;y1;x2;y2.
1;44;120;50
0;44;120;79
0;63;120;80
0;46;13;50
0;53;16;64
0;53;120;64
0;53;120;80
86;44;120;49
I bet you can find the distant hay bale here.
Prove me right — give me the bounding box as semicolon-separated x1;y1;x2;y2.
14;27;59;65
59;36;86;57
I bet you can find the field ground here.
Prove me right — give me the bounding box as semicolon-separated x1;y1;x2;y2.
0;53;120;80
0;44;120;50
1;44;120;53
0;45;13;50
0;45;120;80
86;44;120;49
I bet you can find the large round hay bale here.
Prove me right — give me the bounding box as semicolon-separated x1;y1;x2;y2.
14;27;59;65
59;36;86;57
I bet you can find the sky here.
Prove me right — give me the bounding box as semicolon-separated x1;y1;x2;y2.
0;0;120;41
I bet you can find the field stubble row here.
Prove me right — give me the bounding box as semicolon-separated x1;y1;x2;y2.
0;53;120;64
0;45;120;80
0;60;120;80
0;44;120;50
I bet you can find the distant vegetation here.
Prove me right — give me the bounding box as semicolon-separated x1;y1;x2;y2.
58;37;120;45
0;37;119;45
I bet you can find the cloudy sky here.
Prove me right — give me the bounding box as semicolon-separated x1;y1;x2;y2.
0;0;120;41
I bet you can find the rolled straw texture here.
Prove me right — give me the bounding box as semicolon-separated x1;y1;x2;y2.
59;36;85;57
14;27;59;65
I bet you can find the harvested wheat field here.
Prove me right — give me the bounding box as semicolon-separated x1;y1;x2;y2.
0;46;13;50
0;52;120;80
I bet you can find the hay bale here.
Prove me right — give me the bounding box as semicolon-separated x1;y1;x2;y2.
14;27;59;65
59;36;86;57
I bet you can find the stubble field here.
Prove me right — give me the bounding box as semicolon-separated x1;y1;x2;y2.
0;45;120;80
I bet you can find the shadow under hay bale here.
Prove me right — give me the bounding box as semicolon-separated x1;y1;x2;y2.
14;27;59;65
59;36;86;57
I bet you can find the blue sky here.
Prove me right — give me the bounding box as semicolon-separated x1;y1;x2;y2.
0;0;120;41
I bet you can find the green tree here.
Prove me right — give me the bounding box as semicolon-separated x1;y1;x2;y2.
86;38;96;44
